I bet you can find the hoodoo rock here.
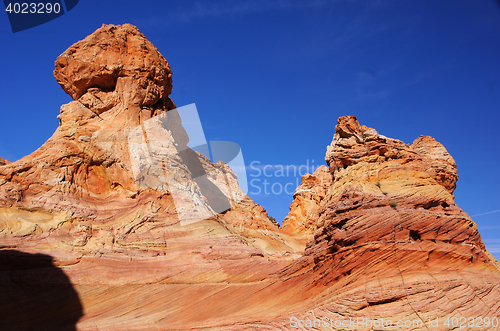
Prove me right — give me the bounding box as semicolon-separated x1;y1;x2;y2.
0;25;499;330
54;23;174;108
275;116;500;327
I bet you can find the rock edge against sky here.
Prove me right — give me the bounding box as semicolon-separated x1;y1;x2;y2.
0;24;499;330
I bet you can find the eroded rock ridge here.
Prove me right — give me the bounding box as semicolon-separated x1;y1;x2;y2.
0;25;498;330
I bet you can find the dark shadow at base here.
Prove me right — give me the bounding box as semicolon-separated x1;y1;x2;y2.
0;250;83;331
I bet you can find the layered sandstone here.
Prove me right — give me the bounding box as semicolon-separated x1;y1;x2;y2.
0;24;499;331
280;165;332;238
276;116;500;328
0;25;297;329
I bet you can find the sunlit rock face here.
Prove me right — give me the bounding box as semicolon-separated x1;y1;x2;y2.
0;157;9;166
0;25;498;330
278;116;499;328
280;165;332;238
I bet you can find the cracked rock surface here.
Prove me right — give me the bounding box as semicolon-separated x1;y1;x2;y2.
0;25;498;330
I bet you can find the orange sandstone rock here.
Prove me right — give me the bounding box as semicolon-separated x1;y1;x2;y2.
0;26;498;331
281;165;332;237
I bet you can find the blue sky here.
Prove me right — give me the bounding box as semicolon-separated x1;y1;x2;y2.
1;0;499;258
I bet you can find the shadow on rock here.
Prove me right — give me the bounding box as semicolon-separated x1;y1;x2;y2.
0;250;83;331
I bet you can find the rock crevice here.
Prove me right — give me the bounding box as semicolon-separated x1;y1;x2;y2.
0;26;498;331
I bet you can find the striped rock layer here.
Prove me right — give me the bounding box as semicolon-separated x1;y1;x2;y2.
0;24;498;330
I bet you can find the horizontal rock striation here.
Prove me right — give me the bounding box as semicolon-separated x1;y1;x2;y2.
276;116;500;328
0;25;498;330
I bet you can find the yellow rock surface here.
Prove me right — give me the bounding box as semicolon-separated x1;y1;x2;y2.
0;25;498;330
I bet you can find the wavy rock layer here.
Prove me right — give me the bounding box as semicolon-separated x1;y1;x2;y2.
276;116;500;329
0;25;499;330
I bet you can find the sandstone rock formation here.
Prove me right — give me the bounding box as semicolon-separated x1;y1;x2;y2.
280;165;332;238
0;24;499;330
275;116;500;329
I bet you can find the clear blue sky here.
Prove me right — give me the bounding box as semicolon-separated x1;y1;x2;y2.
1;1;499;258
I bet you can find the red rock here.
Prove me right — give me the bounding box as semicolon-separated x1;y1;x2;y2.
54;24;173;108
280;116;500;328
0;156;10;166
281;165;332;237
411;135;458;193
0;27;499;330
